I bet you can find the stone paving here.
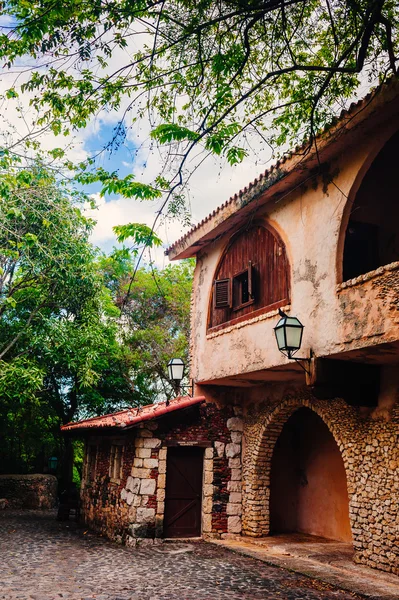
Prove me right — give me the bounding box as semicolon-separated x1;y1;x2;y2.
0;511;366;600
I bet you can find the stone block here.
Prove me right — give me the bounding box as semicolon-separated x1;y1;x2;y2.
231;432;242;444
137;448;152;459
130;523;148;537
157;501;165;515
158;460;166;474
202;513;212;533
140;479;156;495
120;488;128;501
143;437;162;449
231;469;242;481
228;516;242;534
227;481;241;492
226;503;242;515
202;495;213;514
126;491;134;506
133;457;143;467
157;488;165;501
205;447;214;459
134;438;144;448
126;476;140;494
226;443;241;458
158;474;166;489
204;459;213;472
133;495;141;507
229;458;241;468
204;470;213;484
132;467;151;479
214;442;225;458
227;417;243;432
229;492;242;504
203;484;213;497
159;448;167;460
136;507;155;524
143;458;158;469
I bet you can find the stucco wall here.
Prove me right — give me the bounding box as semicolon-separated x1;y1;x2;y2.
189;117;399;385
242;388;399;575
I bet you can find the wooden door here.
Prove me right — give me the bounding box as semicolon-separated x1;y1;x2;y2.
163;447;204;538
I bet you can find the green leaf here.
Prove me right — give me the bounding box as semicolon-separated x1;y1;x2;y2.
151;124;200;144
113;223;163;248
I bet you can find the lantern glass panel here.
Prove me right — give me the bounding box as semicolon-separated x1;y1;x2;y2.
285;323;303;350
168;358;185;382
275;325;286;351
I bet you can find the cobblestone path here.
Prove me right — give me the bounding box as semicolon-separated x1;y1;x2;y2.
0;511;365;600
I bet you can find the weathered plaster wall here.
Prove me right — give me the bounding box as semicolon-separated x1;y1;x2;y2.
80;403;244;545
190;118;399;385
241;388;399;575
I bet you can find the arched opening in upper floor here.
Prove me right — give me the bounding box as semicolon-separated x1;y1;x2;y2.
342;129;399;282
208;223;290;331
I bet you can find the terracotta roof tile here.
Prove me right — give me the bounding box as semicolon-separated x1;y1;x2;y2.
61;395;206;432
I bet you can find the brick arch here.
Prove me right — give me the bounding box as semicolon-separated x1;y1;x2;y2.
242;397;355;537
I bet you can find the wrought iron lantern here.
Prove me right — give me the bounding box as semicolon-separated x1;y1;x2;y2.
274;309;310;373
167;358;194;399
48;456;58;472
167;357;185;385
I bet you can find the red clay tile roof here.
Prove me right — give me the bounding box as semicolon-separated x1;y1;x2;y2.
165;78;399;260
61;395;206;432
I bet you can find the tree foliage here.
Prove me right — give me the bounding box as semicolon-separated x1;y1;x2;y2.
1;0;398;227
0;165;136;478
0;167;194;477
98;251;194;405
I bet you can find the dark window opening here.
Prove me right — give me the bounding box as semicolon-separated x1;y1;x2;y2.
343;220;380;281
342;130;399;281
232;263;254;310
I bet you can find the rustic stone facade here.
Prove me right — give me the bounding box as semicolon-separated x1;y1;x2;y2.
80;402;244;544
242;390;399;575
0;474;57;509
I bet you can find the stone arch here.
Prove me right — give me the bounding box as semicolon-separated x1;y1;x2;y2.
336;126;399;283
242;396;356;538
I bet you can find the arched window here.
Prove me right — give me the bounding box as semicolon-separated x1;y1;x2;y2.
209;224;290;330
342;130;399;281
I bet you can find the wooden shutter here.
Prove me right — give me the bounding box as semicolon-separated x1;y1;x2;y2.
214;278;231;308
248;261;253;299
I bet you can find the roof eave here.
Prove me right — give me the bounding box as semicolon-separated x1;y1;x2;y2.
166;78;399;261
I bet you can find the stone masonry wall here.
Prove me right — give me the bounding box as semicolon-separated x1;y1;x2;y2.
242;390;399;575
0;474;57;509
81;402;243;544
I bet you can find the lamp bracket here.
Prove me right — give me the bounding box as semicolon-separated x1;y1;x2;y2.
292;357;311;375
179;381;194;397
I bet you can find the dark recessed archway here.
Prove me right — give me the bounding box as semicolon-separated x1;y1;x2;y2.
270;407;352;542
342;129;399;282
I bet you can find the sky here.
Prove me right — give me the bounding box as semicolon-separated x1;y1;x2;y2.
0;12;374;269
0;13;276;268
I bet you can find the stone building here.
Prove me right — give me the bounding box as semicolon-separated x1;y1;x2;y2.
62;80;399;575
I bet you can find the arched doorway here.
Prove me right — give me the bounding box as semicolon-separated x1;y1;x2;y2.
270;407;352;542
342;129;399;282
